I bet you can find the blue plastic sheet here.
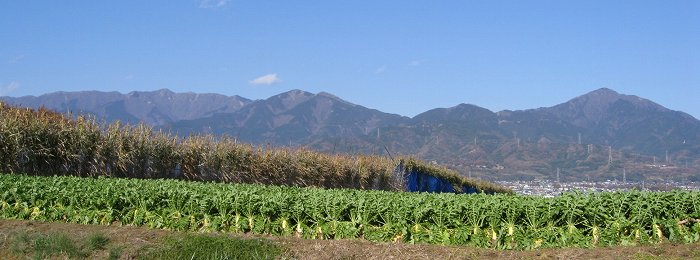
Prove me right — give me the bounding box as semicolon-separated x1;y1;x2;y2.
397;162;477;194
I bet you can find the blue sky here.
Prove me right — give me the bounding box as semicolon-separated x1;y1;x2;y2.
1;1;698;118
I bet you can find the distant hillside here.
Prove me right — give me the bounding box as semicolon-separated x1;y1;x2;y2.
364;88;700;181
3;88;699;182
166;90;408;145
1;89;251;125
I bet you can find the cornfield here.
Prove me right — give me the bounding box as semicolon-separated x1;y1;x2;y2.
1;173;699;249
0;102;509;193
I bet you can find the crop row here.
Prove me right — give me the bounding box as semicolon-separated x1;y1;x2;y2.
2;173;699;249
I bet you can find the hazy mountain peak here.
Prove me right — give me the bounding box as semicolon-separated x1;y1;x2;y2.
451;103;493;112
156;88;175;96
281;89;314;98
588;87;620;96
265;89;315;113
1;88;251;125
547;88;668;126
413;103;496;124
571;87;624;105
571;88;662;108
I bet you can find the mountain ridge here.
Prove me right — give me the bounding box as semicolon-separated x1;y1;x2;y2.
2;89;252;125
4;87;697;122
2;88;699;181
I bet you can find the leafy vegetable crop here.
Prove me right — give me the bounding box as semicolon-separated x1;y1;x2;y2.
2;173;699;249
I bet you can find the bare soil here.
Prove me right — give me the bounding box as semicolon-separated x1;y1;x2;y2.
1;219;699;260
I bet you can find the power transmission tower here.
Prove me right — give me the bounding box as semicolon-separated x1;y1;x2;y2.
578;133;582;145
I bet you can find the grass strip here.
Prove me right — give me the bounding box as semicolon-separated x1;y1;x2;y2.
140;234;282;260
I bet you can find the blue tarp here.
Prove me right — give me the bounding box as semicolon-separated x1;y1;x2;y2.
398;162;478;194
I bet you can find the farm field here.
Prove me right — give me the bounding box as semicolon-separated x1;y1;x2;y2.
2;173;700;250
4;2;698;259
2;103;700;258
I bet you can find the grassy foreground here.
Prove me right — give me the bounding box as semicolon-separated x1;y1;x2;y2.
2;219;700;260
0;219;282;259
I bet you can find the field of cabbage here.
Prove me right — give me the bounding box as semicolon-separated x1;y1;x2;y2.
1;173;700;249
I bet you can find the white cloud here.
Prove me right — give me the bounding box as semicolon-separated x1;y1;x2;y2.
408;60;421;66
374;65;387;74
199;0;230;8
0;81;20;95
125;74;135;80
249;73;281;85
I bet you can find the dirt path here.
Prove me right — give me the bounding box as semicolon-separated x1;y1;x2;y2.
1;219;699;259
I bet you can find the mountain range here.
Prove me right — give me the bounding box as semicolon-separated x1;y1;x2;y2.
2;89;251;126
3;88;699;182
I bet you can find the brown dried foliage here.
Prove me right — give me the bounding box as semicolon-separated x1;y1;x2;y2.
0;102;509;193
